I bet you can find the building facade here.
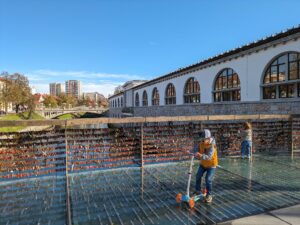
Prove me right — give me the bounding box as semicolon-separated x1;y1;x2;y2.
49;83;65;96
83;92;105;102
109;26;300;118
0;78;13;113
65;80;81;99
108;80;147;117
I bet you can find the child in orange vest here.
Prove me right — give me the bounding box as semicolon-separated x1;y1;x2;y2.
194;129;218;203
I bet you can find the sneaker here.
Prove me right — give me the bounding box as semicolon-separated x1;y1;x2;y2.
205;195;212;203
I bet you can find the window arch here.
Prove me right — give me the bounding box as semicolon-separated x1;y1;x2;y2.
135;93;140;107
142;90;148;106
117;98;120;107
213;68;240;102
184;77;200;103
165;83;176;105
152;88;160;106
262;52;300;99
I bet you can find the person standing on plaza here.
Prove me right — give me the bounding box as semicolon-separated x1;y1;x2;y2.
194;129;218;203
240;122;253;159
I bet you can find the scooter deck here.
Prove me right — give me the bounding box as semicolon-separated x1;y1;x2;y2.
191;193;206;202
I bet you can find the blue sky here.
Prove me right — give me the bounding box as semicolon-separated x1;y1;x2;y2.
1;0;299;97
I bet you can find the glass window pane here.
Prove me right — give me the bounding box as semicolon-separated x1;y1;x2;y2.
214;93;221;102
278;54;287;64
232;74;238;87
222;92;231;101
287;84;295;98
289;53;298;61
264;74;270;84
298;83;300;97
263;86;276;99
218;78;222;90
215;79;219;90
228;75;233;88
232;91;237;101
270;66;278;82
279;85;287;98
237;90;241;101
289;62;298;80
271;59;278;66
278;64;286;82
222;76;227;89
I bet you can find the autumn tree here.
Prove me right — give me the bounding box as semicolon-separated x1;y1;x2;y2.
43;95;58;108
57;94;77;108
0;73;34;113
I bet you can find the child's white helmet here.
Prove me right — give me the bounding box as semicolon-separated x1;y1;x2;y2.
199;129;211;139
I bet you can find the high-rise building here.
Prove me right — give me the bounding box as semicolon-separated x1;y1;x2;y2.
49;83;65;96
65;80;81;98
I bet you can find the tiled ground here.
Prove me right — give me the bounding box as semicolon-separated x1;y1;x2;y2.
1;154;300;225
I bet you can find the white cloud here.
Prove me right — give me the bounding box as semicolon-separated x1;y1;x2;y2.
31;82;120;97
82;82;123;97
26;69;148;97
28;69;145;81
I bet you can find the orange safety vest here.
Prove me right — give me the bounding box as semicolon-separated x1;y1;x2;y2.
198;141;218;168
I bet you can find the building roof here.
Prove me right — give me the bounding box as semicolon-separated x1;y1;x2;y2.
132;24;300;90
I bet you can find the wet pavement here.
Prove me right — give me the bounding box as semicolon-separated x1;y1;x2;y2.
1;154;300;225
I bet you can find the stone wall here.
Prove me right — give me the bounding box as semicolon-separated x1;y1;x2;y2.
133;100;300;117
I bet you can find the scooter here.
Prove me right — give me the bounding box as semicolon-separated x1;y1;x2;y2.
176;154;207;208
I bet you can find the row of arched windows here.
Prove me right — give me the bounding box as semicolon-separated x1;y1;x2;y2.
133;51;300;106
110;52;300;108
111;97;123;108
135;68;241;106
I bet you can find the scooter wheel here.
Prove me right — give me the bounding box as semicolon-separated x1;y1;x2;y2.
188;198;195;208
176;193;182;203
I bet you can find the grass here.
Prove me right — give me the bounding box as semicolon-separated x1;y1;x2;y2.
0;111;45;132
56;113;78;119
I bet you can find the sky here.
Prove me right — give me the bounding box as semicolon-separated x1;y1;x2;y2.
1;0;300;97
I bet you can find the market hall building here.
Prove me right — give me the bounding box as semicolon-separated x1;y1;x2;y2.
108;26;300;118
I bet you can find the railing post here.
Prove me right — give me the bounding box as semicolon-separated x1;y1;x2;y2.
290;114;294;159
64;121;72;225
141;123;144;168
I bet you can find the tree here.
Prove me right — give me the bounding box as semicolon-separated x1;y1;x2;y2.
57;94;77;108
98;98;108;108
0;73;34;113
43;95;58;108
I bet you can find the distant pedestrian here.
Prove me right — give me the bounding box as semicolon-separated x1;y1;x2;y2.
239;122;252;159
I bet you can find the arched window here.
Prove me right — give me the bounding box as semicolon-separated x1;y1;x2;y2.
152;88;160;106
165;83;176;105
121;97;123;107
118;98;120;107
262;52;300;99
184;77;200;103
213;68;240;102
135;93;140;107
142;90;148;106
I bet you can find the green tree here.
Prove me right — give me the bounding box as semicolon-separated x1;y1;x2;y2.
57;94;77;108
43;95;58;108
1;73;34;113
